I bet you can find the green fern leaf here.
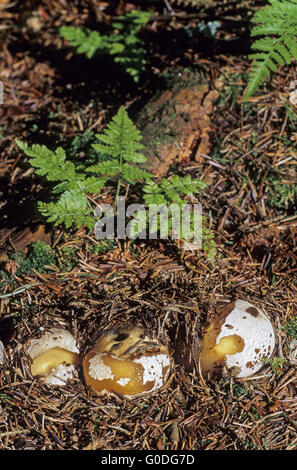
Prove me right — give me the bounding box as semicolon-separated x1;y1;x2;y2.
59;26;108;58
142;182;167;205
53;176;106;194
283;34;297;57
81;176;108;193
38;190;94;229
168;174;208;195
87;160;120;176
108;42;125;55
157;179;184;205
93;106;147;163
59;10;151;81
121;163;153;184
143;193;167;205
117;10;151;28
244;0;297;100
15;140;81;183
51;180;81;194
142;175;207;206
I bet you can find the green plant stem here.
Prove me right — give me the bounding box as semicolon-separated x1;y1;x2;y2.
114;116;124;212
114;178;122;213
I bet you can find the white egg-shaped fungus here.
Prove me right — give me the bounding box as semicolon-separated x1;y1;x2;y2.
199;299;276;378
27;328;80;385
83;326;171;398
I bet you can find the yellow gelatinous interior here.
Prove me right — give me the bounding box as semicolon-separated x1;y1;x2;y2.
31;347;79;377
199;321;244;373
214;335;244;356
83;352;155;396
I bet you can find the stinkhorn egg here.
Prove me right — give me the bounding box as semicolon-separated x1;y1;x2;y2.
83;326;171;397
199;299;276;378
27;328;80;385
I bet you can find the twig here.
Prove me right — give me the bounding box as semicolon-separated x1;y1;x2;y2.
0;429;31;438
0;283;40;299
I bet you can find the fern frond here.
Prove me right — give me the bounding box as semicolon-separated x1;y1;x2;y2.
16;140;80;183
49;175;106;194
80;176;108;193
116;10;151;29
283;34;297;57
142;175;207;206
59;26;108;58
142;182;167;205
157;179;185;205
87;160;120;176
38;190;94;229
121;163;153;184
169;174;208;195
93;106;147;163
113;49;147;82
244;0;297;100
59;10;151;81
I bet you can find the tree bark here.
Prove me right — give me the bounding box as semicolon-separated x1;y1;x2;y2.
136;68;220;176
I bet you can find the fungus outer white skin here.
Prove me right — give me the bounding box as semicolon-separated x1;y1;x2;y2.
43;364;77;386
88;352;170;388
27;328;79;385
218;299;275;378
117;377;130;386
86;351;170;397
134;354;170;391
84;326;171;397
88;353;115;381
0;340;4;365
27;328;79;360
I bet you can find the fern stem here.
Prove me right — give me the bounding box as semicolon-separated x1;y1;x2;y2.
114;150;124;212
114;178;122;213
114;111;125;213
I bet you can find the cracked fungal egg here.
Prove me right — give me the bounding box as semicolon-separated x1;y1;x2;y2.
199;299;276;378
82;326;171;398
27;328;80;385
